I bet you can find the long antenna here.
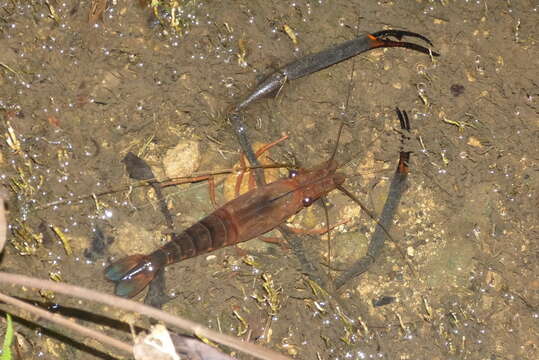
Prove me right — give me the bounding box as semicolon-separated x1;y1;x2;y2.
324;16;362;281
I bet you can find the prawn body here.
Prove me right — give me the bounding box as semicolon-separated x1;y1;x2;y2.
105;160;344;298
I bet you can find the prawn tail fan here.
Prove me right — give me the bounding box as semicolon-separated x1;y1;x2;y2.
104;254;159;298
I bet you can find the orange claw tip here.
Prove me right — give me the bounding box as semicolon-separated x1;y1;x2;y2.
104;254;147;281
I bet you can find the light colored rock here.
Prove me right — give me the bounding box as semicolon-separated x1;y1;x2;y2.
162;140;200;179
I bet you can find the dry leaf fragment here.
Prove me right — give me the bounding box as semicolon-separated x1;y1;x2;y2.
283;24;298;44
89;0;108;24
133;324;180;360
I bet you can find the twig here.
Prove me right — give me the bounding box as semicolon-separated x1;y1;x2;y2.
0;272;291;360
0;291;133;355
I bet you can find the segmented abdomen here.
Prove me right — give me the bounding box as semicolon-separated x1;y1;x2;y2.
154;209;238;265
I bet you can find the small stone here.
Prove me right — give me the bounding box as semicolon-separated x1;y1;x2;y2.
450;84;465;97
485;270;503;291
162;140;200;178
467;136;483;148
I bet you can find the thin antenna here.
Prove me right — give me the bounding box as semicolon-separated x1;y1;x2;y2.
336;184;396;243
328;27;357;163
329;121;345;163
325;15;362;281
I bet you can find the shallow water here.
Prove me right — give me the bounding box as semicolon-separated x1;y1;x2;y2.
0;1;537;359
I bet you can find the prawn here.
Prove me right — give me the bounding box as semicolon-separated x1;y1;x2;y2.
105;159;345;298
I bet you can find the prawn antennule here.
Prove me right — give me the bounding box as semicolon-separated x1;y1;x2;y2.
105;254;158;298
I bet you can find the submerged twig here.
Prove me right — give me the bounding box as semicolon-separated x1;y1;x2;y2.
0;291;133;355
0;272;292;360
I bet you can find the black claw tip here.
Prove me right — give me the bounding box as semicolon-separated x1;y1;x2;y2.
372;29;440;56
372;29;434;46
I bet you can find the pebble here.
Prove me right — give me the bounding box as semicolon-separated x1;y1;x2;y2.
162;140;201;178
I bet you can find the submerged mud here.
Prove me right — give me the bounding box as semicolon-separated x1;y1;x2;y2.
0;1;537;359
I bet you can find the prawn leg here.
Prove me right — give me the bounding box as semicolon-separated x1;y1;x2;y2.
234;135;289;197
233;30;439;111
229;29;437;180
123;152;175;230
228;112;265;186
334;108;411;289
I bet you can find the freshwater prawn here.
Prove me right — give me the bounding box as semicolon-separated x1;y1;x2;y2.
105;154;345;298
106;111;412;298
106;29;437;298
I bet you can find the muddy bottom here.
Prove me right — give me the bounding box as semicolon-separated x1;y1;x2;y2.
0;1;537;359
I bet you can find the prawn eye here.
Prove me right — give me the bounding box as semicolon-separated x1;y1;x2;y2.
302;197;313;207
288;169;298;179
